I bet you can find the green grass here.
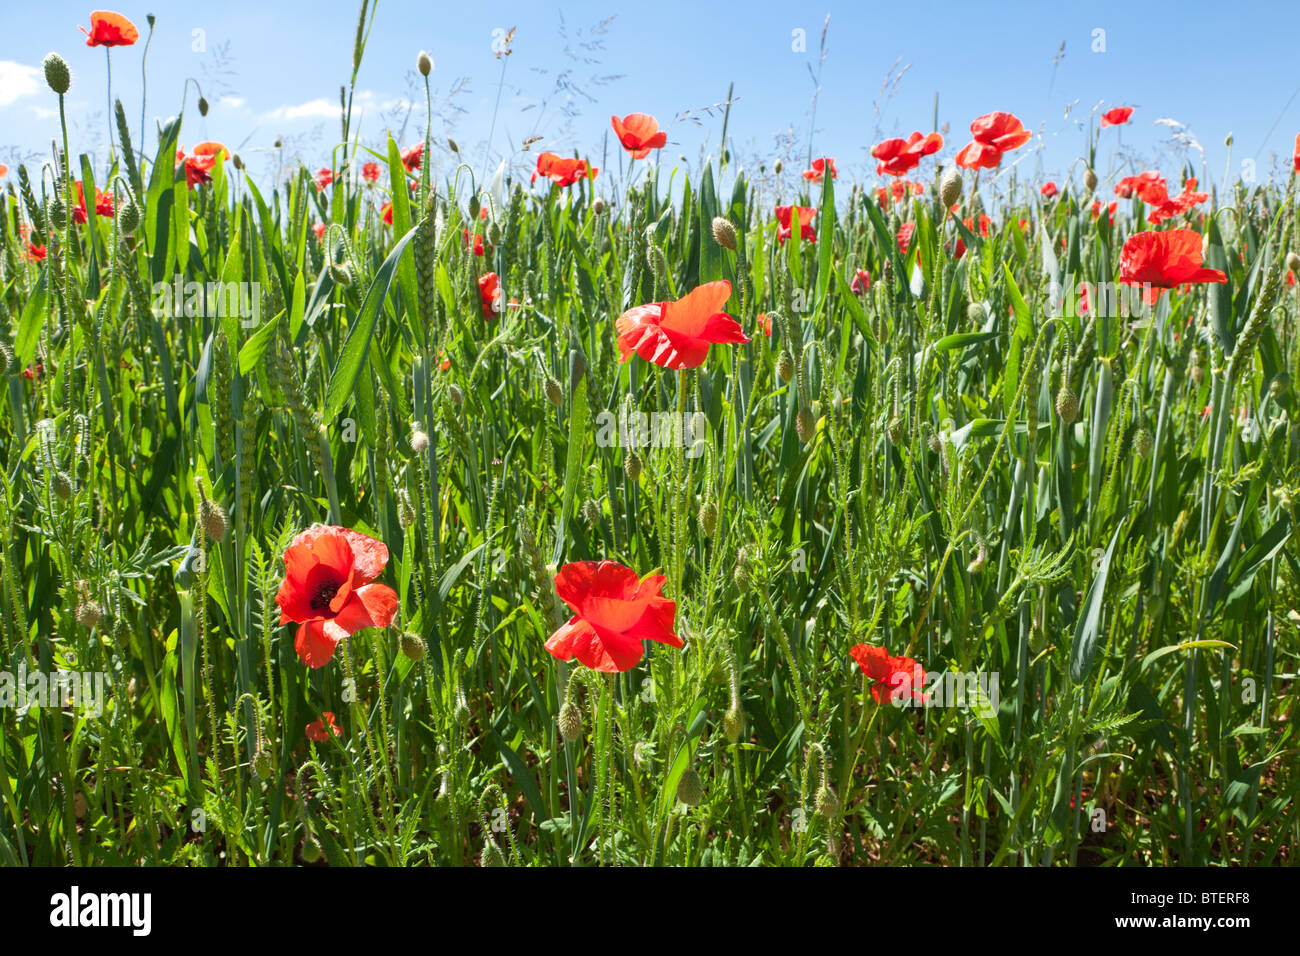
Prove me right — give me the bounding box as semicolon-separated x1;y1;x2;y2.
0;25;1298;868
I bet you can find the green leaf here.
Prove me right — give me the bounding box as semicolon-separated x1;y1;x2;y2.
1069;522;1124;684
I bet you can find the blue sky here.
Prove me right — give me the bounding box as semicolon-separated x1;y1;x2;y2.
2;0;1297;200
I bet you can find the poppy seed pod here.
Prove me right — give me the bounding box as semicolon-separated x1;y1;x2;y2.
677;769;704;806
558;700;582;743
1055;385;1079;424
44;53;71;94
417;50;433;76
711;216;737;251
939;167;962;209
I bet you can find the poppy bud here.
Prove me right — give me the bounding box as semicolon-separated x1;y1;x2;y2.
397;489;417;529
75;598;105;629
967;301;987;325
1287;252;1300;274
417;50;433;76
624;451;643;482
733;547;754;590
232;152;244;170
939;167;962;209
301;835;322;863
274;137;283;149
966;538;987;575
1224;133;1233;147
198;96;209;117
1190;363;1203;387
1055;385;1079;424
199;498;228;543
1271;372;1290;398
777;350;795;383
447;137;460;154
796;407;815;443
711;216;737;251
118;195;141;234
773;158;783;175
545;377;563;406
400;631;426;661
468;194;480;221
1084;168;1098;192
698;500;717;536
449;384;464;406
328;261;353;287
582;498;601;526
592;197;607;215
886;415;906;445
1133;426;1154;459
44;52;71;95
558;700;582;743
410;428;430;453
722;705;744;743
480;839;506;867
676;769;704;806
454;700;471;727
52;471;74;500
252;749;273;781
815;785;839;818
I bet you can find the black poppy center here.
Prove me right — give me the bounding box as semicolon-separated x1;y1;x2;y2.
310;574;343;613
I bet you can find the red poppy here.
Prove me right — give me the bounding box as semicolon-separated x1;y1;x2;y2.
1294;133;1300;173
26;240;46;263
851;268;870;295
1040;181;1058;198
315;168;334;191
774;205;817;244
1100;106;1134;128
1120;229;1227;305
80;10;138;46
22;362;43;379
615;280;749;370
305;712;341;742
802;157;838;184
275;525;400;669
479;272;502;319
380;201;393;225
312;222;327;240
955;112;1031;169
850;644;927;705
71;181;114;223
1147;178;1209;224
534;152;597;187
464;229;485;256
871;131;943;177
0;164;8;178
897;221;916;255
362;161;381;183
757;313;772;337
1114;170;1168;204
178;143;226;189
1091;200;1117;224
611;113;667;159
544;561;680;672
401;142;424;172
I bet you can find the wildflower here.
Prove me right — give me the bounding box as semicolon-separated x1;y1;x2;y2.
954;112;1031;169
305;712;341;742
380;201;393;225
464;229;485;256
897;221;916;256
774;205;817;244
1040;181;1058;198
72;181;114;223
543;560;681;672
1114;171;1168;203
312;222;327;240
1100;106;1134;128
802;157;837;184
851;269;871;295
80;10;139;46
871;131;943;177
361;161;381;183
1091;200;1118;224
615;280;749;370
1120;229;1227;305
275;526;400;669
1147;178;1209;224
400;142;424;171
479;272;502;319
757;313;772;337
315;168;334;191
533;152;597;186
849;644;927;705
610;113;667;159
939;166;962;208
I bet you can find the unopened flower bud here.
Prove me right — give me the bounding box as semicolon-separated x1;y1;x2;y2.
75;598;105;629
44;53;71;95
199;498;228;543
1084;168;1098;192
624;451;643;482
410;428;430;453
773;158;783;175
417;50;433;76
796;407;815;442
301;835;322;863
698;500;717;536
722;705;744;743
558;700;582;742
939;167;962;209
777;350;795;383
52;471;74;500
545;378;563;406
252;750;273;781
592;197;607;215
1055;385;1079;424
400;631;426;662
118;195;141;234
677;769;704;806
1287;251;1300;274
711;216;737;251
198;95;209;117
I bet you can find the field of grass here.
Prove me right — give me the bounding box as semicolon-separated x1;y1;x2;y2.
1;6;1298;868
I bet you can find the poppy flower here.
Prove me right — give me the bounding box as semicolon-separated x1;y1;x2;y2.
275;525;400;669
851;268;870;295
80;10;138;46
611;113;667;159
1120;229;1227;305
1147;178;1209;224
955;112;1031;169
178;144;225;189
463;229;485;256
1091;200;1117;224
897;221;916;255
850;644;927;705
871;131;943;177
1294;133;1300;173
615;280;749;370
315;168;334;191
401;142;424;172
312;222;327;240
544;560;680;672
802;157;838;184
72;181;114;223
305;712;341;742
1100;106;1134;128
533;152;597;187
479;272;502;319
25;240;46;263
1114;170;1168;204
362;161;381;183
380;201;393;225
0;164;8;178
1040;181;1058;198
757;313;772;337
774;205;817;244
22;363;43;379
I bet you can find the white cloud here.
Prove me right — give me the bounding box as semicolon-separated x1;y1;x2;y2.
218;95;247;110
260;90;390;123
30;106;56;120
0;61;42;108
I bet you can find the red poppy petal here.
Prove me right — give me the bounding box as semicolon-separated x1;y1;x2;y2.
295;621;341;669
